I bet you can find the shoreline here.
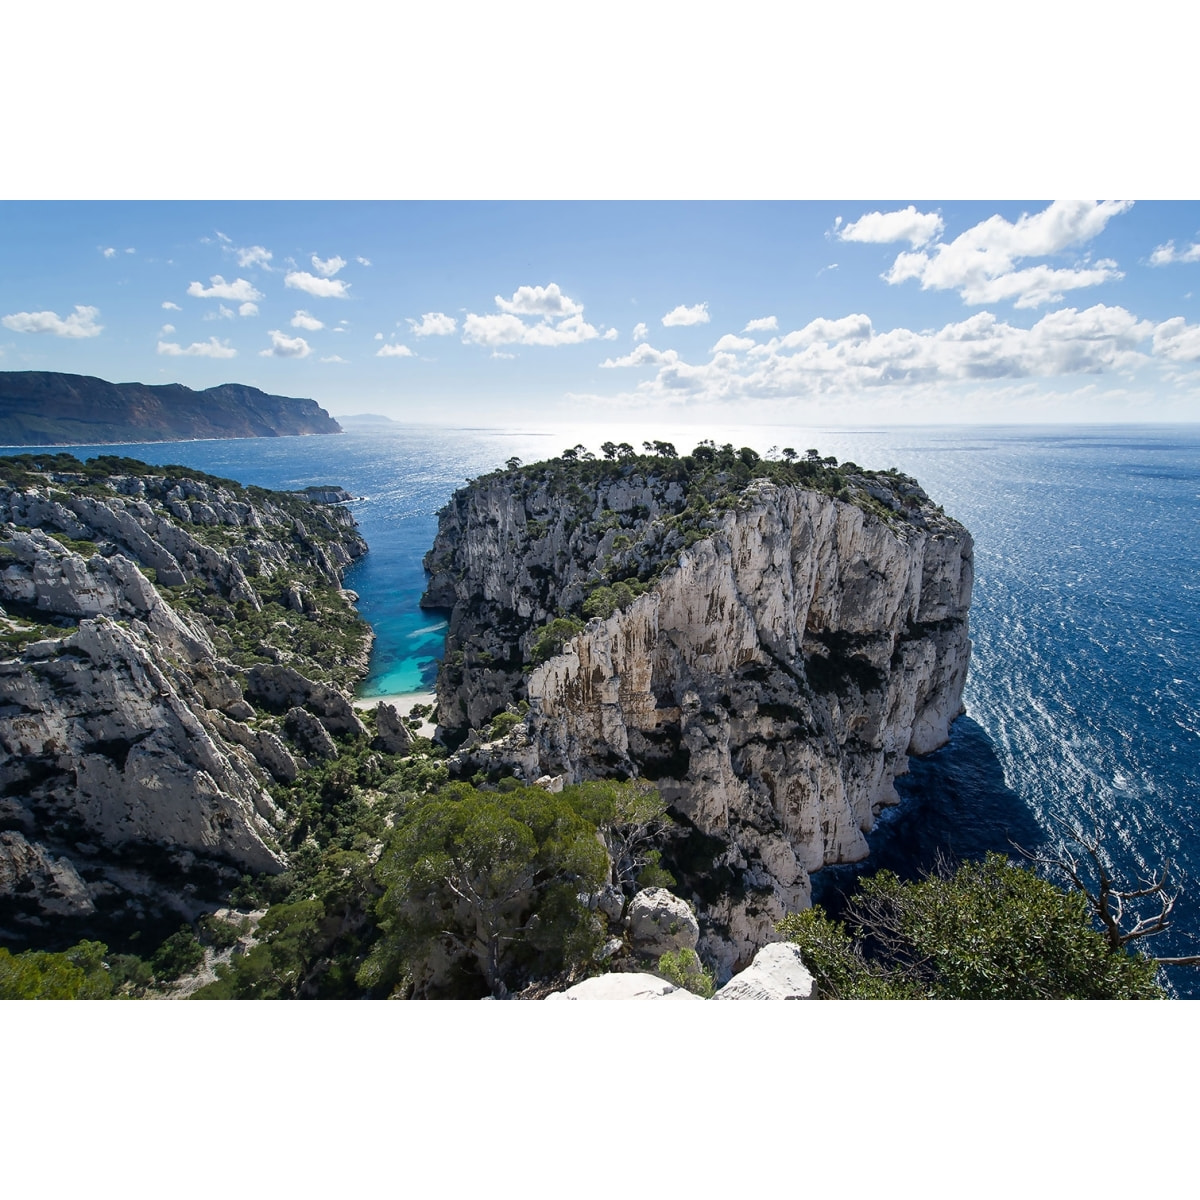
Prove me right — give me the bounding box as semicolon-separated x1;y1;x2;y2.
353;689;438;735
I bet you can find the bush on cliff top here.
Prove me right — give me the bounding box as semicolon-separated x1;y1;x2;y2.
778;853;1164;999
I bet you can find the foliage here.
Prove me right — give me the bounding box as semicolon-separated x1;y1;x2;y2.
657;948;715;997
150;927;206;982
777;854;1165;999
0;941;116;1000
562;779;673;892
529;616;585;665
370;782;609;996
636;849;677;890
487;710;522;741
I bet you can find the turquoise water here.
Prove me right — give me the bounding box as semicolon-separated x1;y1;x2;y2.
15;422;1200;992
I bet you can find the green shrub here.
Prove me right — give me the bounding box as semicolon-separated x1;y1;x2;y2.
657;948;714;997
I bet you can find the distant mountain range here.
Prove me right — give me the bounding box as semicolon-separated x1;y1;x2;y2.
0;371;342;445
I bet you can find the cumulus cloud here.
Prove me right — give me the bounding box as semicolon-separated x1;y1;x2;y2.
662;302;710;327
632;321;649;341
839;205;944;247
162;301;182;311
463;311;600;347
2;305;103;338
291;310;324;331
1149;240;1200;266
882;200;1133;308
159;324;175;336
204;304;236;321
586;302;1171;408
744;316;777;333
407;312;457;337
239;302;258;317
312;254;346;277
377;343;415;357
320;355;348;363
259;330;311;358
157;336;236;358
187;275;264;302
495;283;583;317
236;245;273;269
101;247;117;258
600;343;680;368
712;333;756;353
356;257;371;266
1152;317;1200;362
603;328;619;340
285;271;350;299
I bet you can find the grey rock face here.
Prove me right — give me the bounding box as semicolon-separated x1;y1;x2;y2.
545;972;703;1001
247;664;366;738
422;465;972;979
285;706;339;761
0;463;369;935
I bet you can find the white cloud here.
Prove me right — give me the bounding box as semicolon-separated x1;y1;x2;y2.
839;205;944;247
236;245;273;269
712;333;755;353
377;343;415;357
585;303;1167;408
285;271;350;298
356;257;371;267
603;328;619;340
495;283;583;317
744;316;777;333
2;305;103;338
291;310;324;331
407;312;457;337
259;330;311;358
204;304;236;321
463;311;600;347
239;302;258;317
159;324;175;335
312;254;347;278
882;200;1133;308
320;355;348;363
491;351;516;360
162;301;182;311
1149;240;1200;266
187;275;264;302
157;336;236;358
601;343;680;368
662;302;710;327
124;248;135;255
1152;317;1200;362
374;332;383;340
632;321;649;341
101;246;116;258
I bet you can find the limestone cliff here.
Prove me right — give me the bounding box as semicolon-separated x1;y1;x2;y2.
422;448;972;978
0;454;369;946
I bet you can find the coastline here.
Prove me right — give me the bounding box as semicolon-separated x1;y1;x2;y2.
353;689;438;736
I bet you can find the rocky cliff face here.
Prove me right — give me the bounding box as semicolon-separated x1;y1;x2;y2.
422;452;972;978
0;371;341;445
0;455;369;946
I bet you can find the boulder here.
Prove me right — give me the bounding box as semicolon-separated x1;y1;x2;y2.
627;887;699;957
373;701;412;756
545;972;703;1001
712;942;815;1000
246;663;366;737
285;706;338;760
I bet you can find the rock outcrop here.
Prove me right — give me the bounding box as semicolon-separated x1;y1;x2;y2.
627;887;700;957
0;455;370;945
545;972;703;1001
711;942;815;1000
422;451;972;979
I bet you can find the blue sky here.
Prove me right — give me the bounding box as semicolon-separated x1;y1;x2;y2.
3;200;1198;427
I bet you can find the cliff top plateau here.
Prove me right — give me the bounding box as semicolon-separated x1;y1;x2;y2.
0;371;341;445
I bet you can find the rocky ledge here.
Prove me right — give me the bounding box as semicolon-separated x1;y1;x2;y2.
0;453;370;947
422;445;972;978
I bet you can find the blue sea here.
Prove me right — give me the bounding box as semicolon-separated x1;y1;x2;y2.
20;423;1200;995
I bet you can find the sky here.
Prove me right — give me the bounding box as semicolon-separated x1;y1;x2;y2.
2;200;1199;427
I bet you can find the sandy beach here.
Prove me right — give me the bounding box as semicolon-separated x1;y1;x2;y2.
353;690;438;736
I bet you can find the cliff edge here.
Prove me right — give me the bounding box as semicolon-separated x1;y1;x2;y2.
422;444;973;976
0;453;369;948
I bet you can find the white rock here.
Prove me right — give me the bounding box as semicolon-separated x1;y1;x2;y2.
627;887;700;956
546;972;703;1000
712;942;815;1000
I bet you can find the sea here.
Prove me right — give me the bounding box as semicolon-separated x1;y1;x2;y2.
13;422;1200;995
